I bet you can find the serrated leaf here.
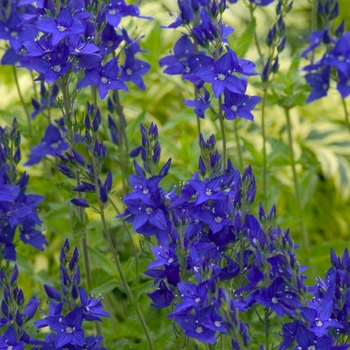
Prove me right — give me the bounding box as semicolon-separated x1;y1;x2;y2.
231;19;256;58
88;246;118;278
90;280;123;294
131;279;154;300
55;181;74;192
71;211;85;239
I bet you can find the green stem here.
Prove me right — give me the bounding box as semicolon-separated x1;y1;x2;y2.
60;78;92;295
264;308;271;350
341;98;350;134
249;3;262;58
12;65;32;138
109;196;139;283
233;119;243;170
30;71;38;100
261;86;268;208
113;90;129;194
218;95;227;170
91;149;154;350
284;107;310;266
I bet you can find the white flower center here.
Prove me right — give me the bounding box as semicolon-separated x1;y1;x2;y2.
231;105;238;112
57;25;66;32
215;217;222;223
195;326;203;333
217;73;225;81
101;77;108;84
205;188;212;196
65;327;73;333
146;207;153;214
316;320;323;327
126;68;133;75
53;65;61;72
271;297;278;304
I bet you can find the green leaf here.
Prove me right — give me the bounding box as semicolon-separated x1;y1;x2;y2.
90;280;123;294
231;19;256;58
131;280;154;300
71;211;86;239
241;136;262;163
88;246;118;278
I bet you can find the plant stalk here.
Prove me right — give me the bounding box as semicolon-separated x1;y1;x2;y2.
341;98;350;134
12;65;32;138
284;107;309;267
91;144;154;350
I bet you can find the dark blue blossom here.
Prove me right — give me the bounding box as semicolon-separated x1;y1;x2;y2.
300;300;343;337
148;280;174;308
0;11;37;53
25;124;68;166
45;308;84;348
221;88;261;121
305;67;330;103
0;327;24;350
78;287;110;322
36;7;85;46
120;49;150;90
196;52;245;97
171;308;216;344
28;44;73;83
78;58;128;99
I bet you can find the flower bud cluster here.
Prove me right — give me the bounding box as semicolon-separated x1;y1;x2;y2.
35;239;109;349
0;120;47;261
54;103;113;208
262;0;292;83
0;265;40;348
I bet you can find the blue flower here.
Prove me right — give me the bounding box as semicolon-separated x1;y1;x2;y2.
148;280;174;308
0;326;24;350
300;300;343;337
120;49;150;90
25;124;68;166
222;88;261;121
29;44;73;83
36;7;85;46
78;287;110;322
171;308;216;344
45;308;84;348
78;58;128;99
196;52;245;97
305;67;330;103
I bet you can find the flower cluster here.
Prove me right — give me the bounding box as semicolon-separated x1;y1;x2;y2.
121;127;319;347
0;265;40;348
0;119;46;261
51;103;113;208
160;0;261;121
121;122;350;348
0;0;151;169
301;0;350;102
34;239;109;349
0;240;109;349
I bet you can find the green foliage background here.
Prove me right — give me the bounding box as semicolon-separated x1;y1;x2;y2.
1;0;350;348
